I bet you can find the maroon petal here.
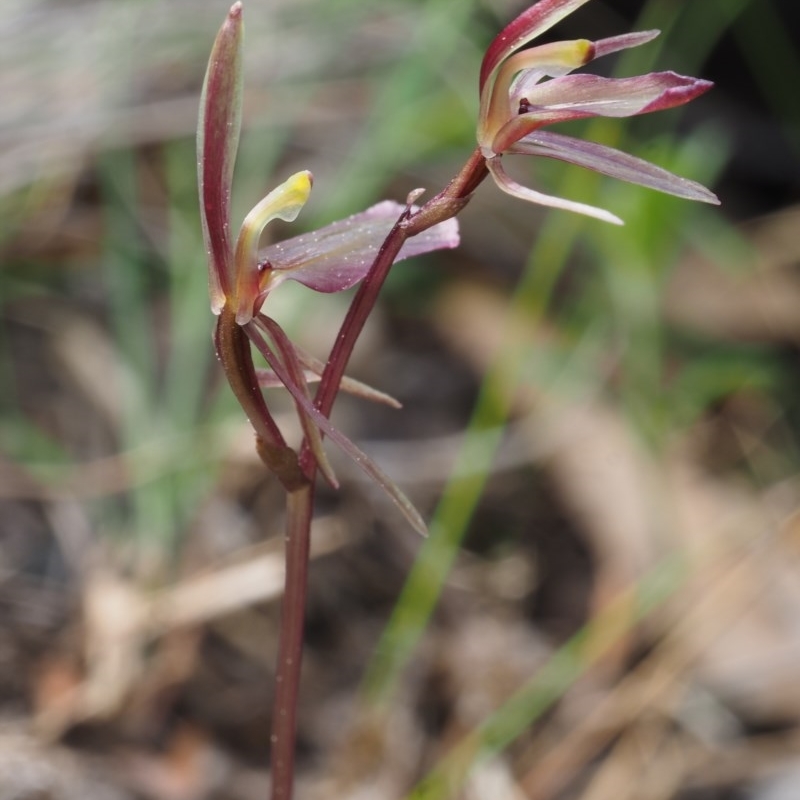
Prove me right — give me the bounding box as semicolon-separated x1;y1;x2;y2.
510;131;720;204
493;72;712;154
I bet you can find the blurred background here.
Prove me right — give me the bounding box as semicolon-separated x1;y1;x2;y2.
1;0;799;797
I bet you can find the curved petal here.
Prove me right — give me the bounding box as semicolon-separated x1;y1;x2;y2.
510;131;720;204
479;0;592;93
197;2;243;314
487;156;623;225
258;201;459;295
233;171;313;324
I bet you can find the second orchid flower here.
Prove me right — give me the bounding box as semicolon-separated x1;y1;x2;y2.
477;0;720;224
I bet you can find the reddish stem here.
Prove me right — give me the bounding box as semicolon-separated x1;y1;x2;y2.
270;482;315;800
215;307;308;492
266;147;489;800
301;147;488;472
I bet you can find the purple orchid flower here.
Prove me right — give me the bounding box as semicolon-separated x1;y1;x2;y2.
478;0;720;224
198;3;458;532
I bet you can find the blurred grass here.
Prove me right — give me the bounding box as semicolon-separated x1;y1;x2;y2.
1;0;799;795
404;549;689;800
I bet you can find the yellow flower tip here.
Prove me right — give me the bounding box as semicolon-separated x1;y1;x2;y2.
575;38;595;65
537;38;595;69
232;170;314;325
288;170;313;198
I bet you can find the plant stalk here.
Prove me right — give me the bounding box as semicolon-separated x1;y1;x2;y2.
267;148;489;799
270;482;315;800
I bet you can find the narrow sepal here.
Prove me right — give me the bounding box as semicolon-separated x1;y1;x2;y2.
293;347;401;408
510;131;720;204
258;342;401;408
256;366;402;409
198;2;244;314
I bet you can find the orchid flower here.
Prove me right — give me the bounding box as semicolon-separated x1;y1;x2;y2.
477;0;720;224
198;3;458;532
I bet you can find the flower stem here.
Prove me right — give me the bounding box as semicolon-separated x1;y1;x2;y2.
303;146;488;472
270;481;315;800
302;218;409;450
268;147;490;799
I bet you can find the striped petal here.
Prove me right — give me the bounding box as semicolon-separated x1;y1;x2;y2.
522;72;713;122
492;72;712;153
258;201;459;295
